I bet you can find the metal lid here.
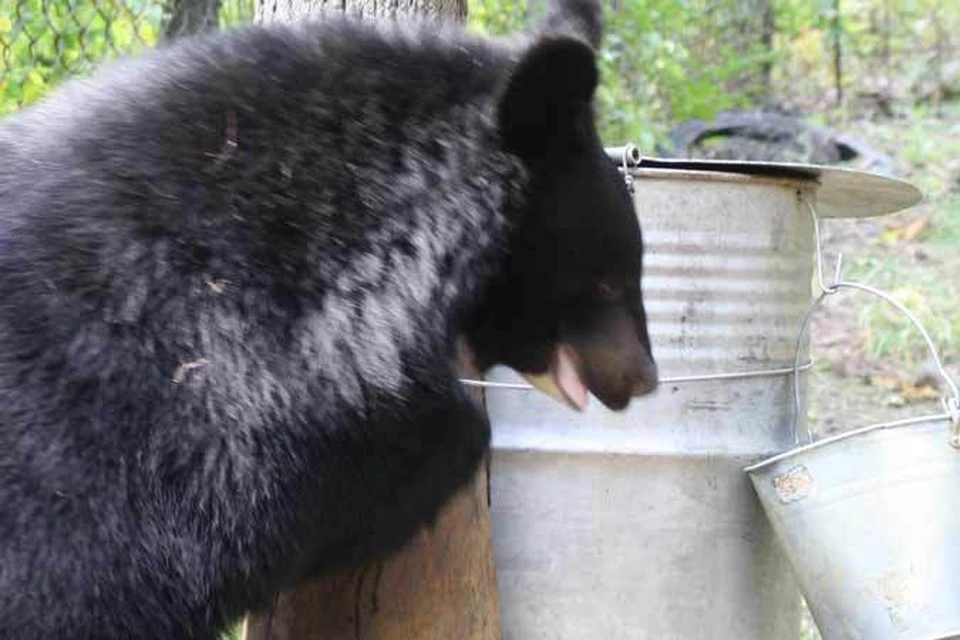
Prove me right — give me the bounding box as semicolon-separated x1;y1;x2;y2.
632;157;923;219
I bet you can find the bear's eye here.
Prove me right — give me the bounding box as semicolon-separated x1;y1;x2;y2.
596;282;619;300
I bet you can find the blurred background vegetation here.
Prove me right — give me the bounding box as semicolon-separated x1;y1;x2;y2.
472;0;959;148
3;0;958;138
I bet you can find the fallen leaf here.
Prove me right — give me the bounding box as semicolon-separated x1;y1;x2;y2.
869;375;900;390
884;212;933;243
898;382;940;402
900;212;933;242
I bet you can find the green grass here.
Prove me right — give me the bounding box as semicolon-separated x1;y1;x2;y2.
822;103;960;369
842;253;960;365
221;624;243;640
928;192;960;249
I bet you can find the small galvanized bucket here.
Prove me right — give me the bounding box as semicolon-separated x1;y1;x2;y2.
745;253;960;640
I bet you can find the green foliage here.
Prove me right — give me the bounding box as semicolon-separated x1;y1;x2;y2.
468;0;778;149
0;0;162;113
770;0;960;112
467;0;960;148
4;0;960;148
466;0;530;35
0;0;255;114
219;0;255;29
594;0;763;149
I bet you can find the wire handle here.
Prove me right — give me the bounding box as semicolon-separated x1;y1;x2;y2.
459;359;815;391
793;197;960;447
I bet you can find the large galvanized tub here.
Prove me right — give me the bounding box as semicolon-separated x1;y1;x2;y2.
484;168;820;640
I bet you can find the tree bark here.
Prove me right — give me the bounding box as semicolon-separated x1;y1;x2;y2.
758;0;775;104
831;0;844;106
255;0;466;24
163;0;223;40
242;8;499;637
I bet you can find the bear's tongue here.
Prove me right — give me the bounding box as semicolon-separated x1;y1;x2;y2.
521;344;589;412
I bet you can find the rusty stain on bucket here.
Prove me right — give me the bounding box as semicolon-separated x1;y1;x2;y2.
873;569;927;633
773;465;816;503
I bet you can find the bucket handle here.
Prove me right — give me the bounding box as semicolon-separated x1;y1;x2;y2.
792;197;960;448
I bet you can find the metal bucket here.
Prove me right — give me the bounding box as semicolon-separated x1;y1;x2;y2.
746;267;960;640
483;166;821;639
746;416;960;640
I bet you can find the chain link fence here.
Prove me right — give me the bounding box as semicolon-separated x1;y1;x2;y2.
0;0;253;113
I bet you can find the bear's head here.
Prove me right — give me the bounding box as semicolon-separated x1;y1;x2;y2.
466;4;658;412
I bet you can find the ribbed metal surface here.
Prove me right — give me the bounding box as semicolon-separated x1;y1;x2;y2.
747;418;960;640
639;170;816;374
486;169;817;640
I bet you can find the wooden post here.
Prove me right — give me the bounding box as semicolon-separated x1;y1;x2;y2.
244;349;501;640
243;454;499;640
244;3;499;634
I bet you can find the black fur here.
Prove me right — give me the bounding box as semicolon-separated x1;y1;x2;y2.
539;0;604;48
0;3;654;639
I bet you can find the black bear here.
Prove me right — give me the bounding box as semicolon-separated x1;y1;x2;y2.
0;1;657;638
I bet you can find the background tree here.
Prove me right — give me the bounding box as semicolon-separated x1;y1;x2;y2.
255;0;465;23
164;0;223;39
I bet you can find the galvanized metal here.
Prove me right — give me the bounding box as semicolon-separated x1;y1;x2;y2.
604;145;642;167
619;157;923;219
745;417;960;640
460;358;816;390
485;168;820;640
744;220;960;640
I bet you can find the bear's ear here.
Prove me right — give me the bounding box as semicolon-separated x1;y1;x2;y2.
497;37;599;158
539;0;604;50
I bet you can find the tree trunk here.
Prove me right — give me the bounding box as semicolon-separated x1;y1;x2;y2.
242;7;499;638
163;0;223;40
831;0;844;106
255;0;466;24
758;0;775;104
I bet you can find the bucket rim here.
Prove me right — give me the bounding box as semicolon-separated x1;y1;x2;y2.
744;412;955;474
625;156;923;219
630;166;818;191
